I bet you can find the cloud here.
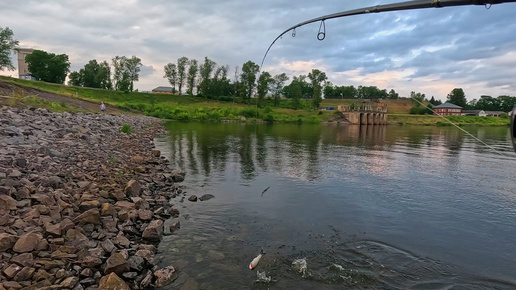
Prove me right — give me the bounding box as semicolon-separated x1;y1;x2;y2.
1;0;516;100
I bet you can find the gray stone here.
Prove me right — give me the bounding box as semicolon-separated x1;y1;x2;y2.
154;266;177;287
142;219;163;241
199;194;215;201
13;232;41;253
188;195;197;202
105;252;130;275
0;233;18;252
124;180;141;197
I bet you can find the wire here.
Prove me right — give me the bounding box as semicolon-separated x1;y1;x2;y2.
410;97;509;157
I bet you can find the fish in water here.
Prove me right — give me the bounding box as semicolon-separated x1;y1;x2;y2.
261;186;271;197
249;249;266;270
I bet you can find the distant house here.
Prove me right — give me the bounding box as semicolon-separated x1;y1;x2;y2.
152;86;174;94
14;48;35;80
462;110;487;117
485;111;505;117
433;103;462;116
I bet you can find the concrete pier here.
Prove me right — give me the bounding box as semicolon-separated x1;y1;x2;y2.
342;111;388;125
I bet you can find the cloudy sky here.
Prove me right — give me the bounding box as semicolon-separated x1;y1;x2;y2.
2;0;516;101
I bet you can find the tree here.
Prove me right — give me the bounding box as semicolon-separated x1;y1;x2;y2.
25;50;70;84
323;82;337;99
257;71;273;107
270;73;289;106
307;69;327;109
198;57;216;97
111;56;141;92
68;59;111;89
163;63;177;93
68;71;82;87
497;95;516;112
388;89;399;100
339;85;357;99
410;91;426;106
112;56;130;91
447;88;467;108
289;78;303;109
177;56;189;94
125;56;142;92
0;27;19;71
210;65;231;97
186;59;198;96
240;61;260;103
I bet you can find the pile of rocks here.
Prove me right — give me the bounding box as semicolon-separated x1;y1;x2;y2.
0;107;185;289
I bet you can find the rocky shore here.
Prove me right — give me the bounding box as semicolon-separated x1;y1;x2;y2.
0;106;186;289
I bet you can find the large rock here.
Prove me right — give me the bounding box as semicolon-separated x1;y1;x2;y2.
73;208;101;225
10;253;34;267
124;180;141;197
13;266;35;281
45;223;61;236
13;232;41;253
142;219;163;241
199;194;215;201
138;209;153;221
3;264;22;279
79;200;100;211
60;276;79;288
0;195;17;213
171;170;186;182
188;195;198;202
101;203;117;217
0;233;18;252
99;272;131;290
154;266;177;287
105;253;130;275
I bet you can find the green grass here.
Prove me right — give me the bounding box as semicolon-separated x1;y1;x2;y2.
389;114;509;126
1;76;509;126
120;124;132;133
19;96;81;113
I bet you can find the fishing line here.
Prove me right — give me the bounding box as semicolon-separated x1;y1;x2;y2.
409;97;509;157
256;0;516;156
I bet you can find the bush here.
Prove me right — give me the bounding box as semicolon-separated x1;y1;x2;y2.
409;106;433;115
240;107;258;118
263;113;275;123
120;124;132;133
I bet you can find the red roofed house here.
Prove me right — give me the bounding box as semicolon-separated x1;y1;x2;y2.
433;103;463;116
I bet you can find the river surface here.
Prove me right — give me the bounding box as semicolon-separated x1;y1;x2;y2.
155;123;516;289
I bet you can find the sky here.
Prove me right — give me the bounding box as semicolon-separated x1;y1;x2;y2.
2;0;516;101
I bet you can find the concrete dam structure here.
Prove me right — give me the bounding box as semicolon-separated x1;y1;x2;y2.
337;102;388;125
341;111;388;125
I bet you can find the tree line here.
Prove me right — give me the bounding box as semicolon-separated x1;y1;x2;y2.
2;26;516;112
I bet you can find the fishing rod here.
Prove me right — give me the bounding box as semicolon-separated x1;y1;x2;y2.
259;0;516;154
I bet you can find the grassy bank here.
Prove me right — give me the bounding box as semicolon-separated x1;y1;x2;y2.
1;76;509;126
389;114;510;126
0;76;332;123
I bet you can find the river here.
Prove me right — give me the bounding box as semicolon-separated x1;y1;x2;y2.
155;123;516;289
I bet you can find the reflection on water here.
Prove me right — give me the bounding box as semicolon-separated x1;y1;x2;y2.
156;123;516;289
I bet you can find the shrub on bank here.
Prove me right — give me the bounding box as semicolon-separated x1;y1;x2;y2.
120;124;132;133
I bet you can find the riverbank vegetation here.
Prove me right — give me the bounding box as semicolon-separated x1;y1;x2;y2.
1;76;511;126
390;114;510;126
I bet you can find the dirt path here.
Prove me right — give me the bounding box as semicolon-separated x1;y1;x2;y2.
0;80;135;115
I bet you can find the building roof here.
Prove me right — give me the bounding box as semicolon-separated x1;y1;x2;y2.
433;102;462;109
152;86;173;92
485;111;505;115
14;48;35;52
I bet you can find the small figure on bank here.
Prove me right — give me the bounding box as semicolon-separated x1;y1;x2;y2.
100;102;106;112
